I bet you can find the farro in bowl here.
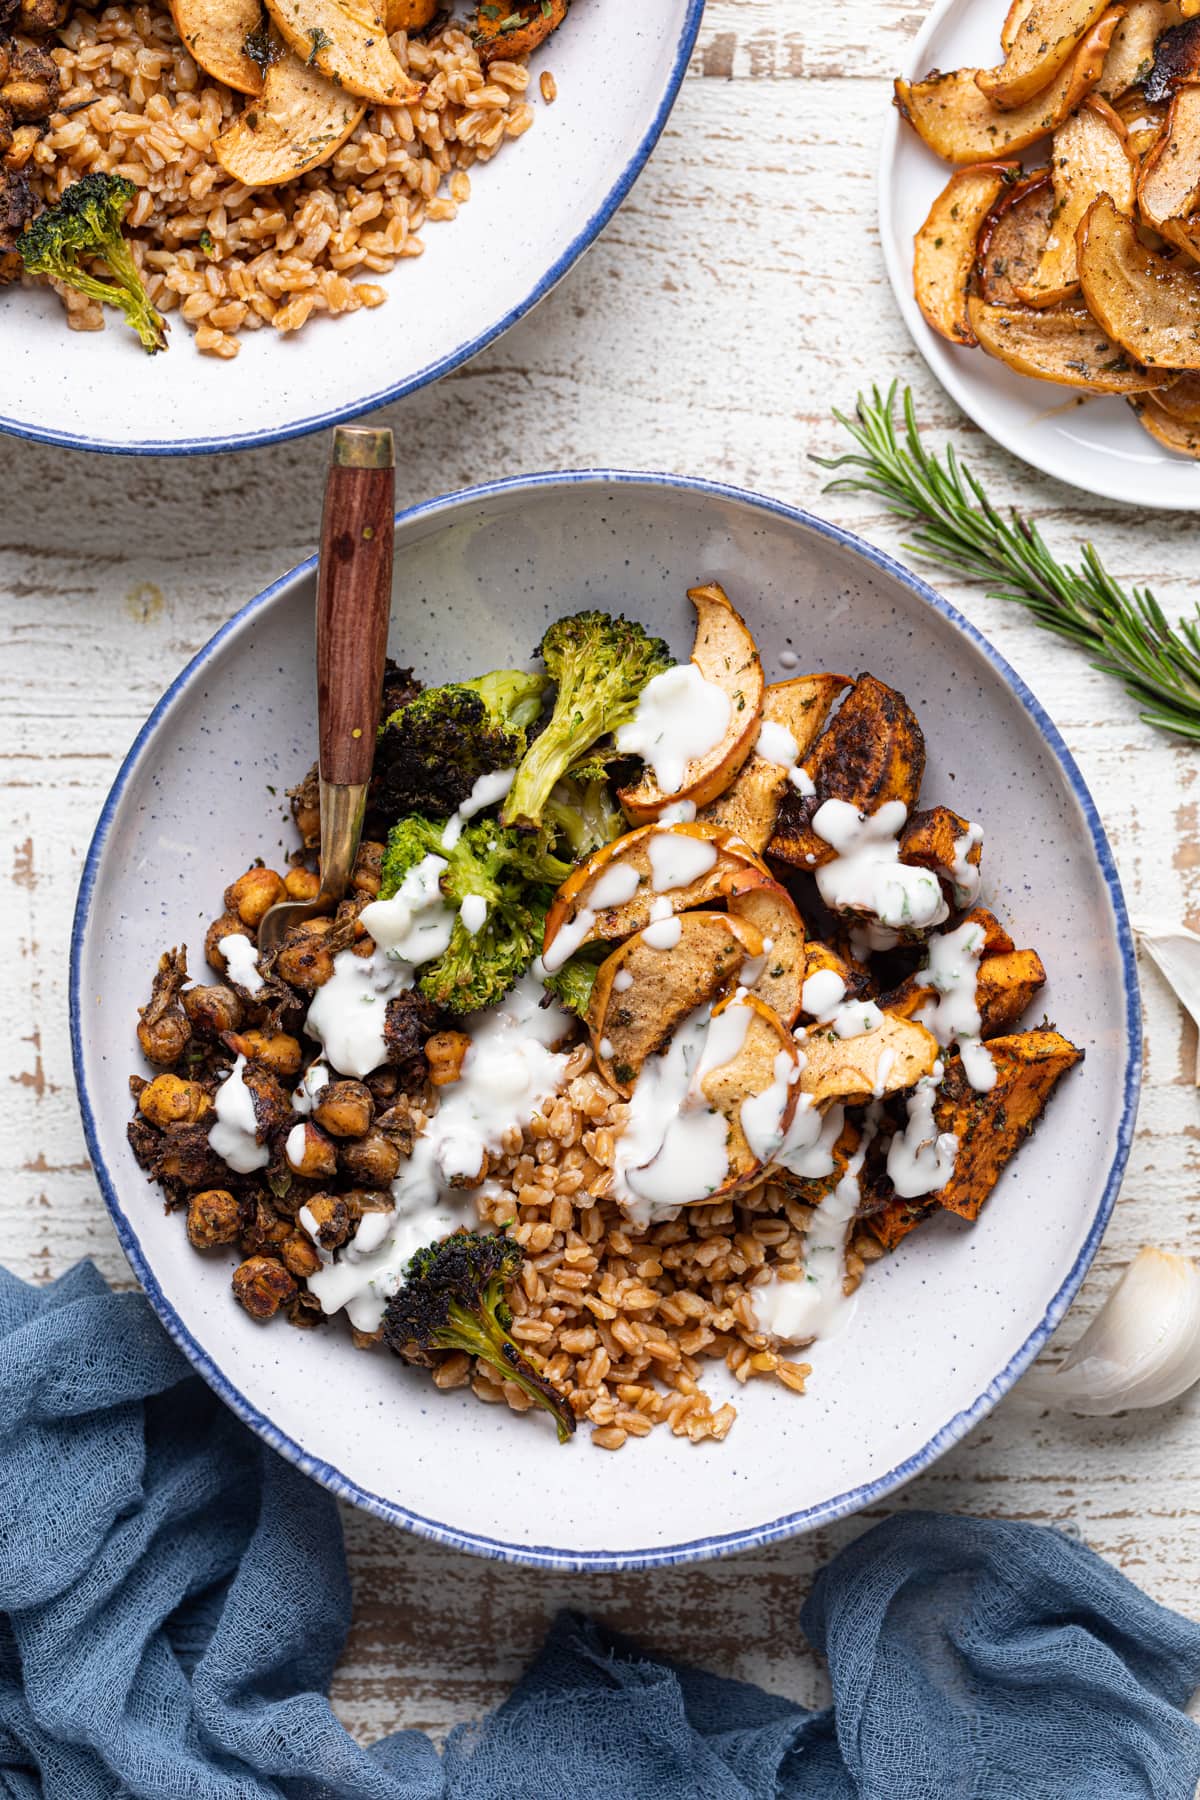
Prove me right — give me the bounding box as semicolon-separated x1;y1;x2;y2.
0;3;703;452
72;472;1139;1567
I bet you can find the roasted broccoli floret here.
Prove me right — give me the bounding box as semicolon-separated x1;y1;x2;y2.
542;944;606;1018
544;770;625;860
372;670;549;821
502;612;671;830
379;815;570;1014
18;173;167;353
383;1229;575;1441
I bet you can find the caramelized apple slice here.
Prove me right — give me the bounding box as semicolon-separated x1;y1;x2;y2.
1078;191;1200;368
914;162;1020;343
214;53;366;185
967;295;1160;391
1014;98;1137;306
169;0;264;94
263;0;422;103
698;673;850;852
797;1013;939;1108
976;0;1111;109
720;867;807;1028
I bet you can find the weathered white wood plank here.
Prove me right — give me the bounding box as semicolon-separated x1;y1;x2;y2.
1;0;1197;1746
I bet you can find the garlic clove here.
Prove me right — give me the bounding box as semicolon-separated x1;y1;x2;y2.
1134;918;1200;1085
1019;1247;1200;1417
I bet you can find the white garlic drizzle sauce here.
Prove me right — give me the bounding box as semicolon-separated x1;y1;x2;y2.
647;831;717;892
284;1121;308;1170
752;1108;880;1345
209;1055;269;1173
459;894;488;937
615;662;732;794
949;821;984;906
800;967;883;1041
740;1048;801;1164
643;894;683;951
914;917;996;1093
305;978;572;1334
887;1064;958;1199
298;1203;334;1267
304;855;452;1080
218;933;263;994
812;799;949;947
439;767;516;851
291;1060;329;1116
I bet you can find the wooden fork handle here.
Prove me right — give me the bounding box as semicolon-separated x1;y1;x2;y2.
316;427;395;789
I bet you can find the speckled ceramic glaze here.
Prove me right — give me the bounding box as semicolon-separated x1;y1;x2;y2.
0;5;702;455
71;473;1140;1569
880;0;1200;510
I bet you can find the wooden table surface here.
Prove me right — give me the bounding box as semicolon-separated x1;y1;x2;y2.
2;0;1198;1744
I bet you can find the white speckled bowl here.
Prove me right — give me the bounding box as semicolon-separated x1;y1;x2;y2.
1;5;702;455
71;473;1140;1568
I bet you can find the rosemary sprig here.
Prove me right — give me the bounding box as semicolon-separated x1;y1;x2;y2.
816;383;1200;742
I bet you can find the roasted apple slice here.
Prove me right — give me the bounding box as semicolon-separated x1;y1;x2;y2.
169;0;264;94
263;0;421;103
767;673;925;871
1144;13;1200;98
976;0;1111;108
697;993;802;1196
977;169;1055;303
894;10;1122;164
1100;0;1184;98
541;822;766;969
967;295;1160;391
617;583;765;824
586;911;763;1096
1014;98;1137;306
1128;392;1200;453
1078;192;1200;368
214;52;366;185
1152;370;1200;418
697;673;850;852
1138;85;1200;260
913;162;1020;344
720;867;807;1027
797;1012;939;1108
1114;90;1171;155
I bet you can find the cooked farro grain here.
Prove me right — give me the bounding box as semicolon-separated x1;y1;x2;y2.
28;10;538;355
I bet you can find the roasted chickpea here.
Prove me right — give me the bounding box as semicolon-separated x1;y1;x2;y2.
300;1190;353;1249
338;1129;402;1186
182;982;244;1038
232;1255;296;1320
284;866;320;902
280;1229;321;1280
225;866;287;928
366;1066;401;1104
341;1187;392;1223
235;1030;303;1080
275;923;335;991
425;1030;470;1086
138;1073;211;1129
186;1188;242;1250
137;1010;190;1068
285;1121;338;1180
313;1079;373;1139
205;912;250;977
350;1325;384;1350
239;1196;291;1254
351;839;385;898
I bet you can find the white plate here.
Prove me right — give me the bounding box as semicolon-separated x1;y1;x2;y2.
879;0;1200;509
71;471;1140;1569
1;5;701;455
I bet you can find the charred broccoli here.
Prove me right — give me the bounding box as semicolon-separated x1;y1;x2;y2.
541;944;605;1017
383;1229;576;1441
379;815;570;1014
372;670;548;821
544;770;625;860
18;173;167;353
502;612;671;830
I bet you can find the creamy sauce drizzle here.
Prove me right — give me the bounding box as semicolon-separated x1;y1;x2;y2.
811;799;949;943
209;1055;269;1173
291;1060;329;1116
887;1066;958;1199
914;917;996;1093
800;967;883;1040
219;933;263;994
648;831;718;892
756;719;800;768
611;1004;741;1228
306;979;571;1333
616;663;731;794
440;767;516;850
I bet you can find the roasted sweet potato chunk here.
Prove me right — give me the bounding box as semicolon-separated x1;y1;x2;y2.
698;673;849;852
933;1028;1083;1220
898;806;983;908
385;0;436;26
474;0;566;65
768;674;926;871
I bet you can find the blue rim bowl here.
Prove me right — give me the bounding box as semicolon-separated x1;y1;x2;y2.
70;469;1141;1568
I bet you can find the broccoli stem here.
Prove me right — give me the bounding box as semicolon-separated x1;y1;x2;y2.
442;1298;576;1441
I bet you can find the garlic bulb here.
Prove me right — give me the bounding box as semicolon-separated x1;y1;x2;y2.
1020;1247;1200;1416
1134;918;1200;1084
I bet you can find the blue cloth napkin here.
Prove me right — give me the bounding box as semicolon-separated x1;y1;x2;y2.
2;1261;1198;1800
